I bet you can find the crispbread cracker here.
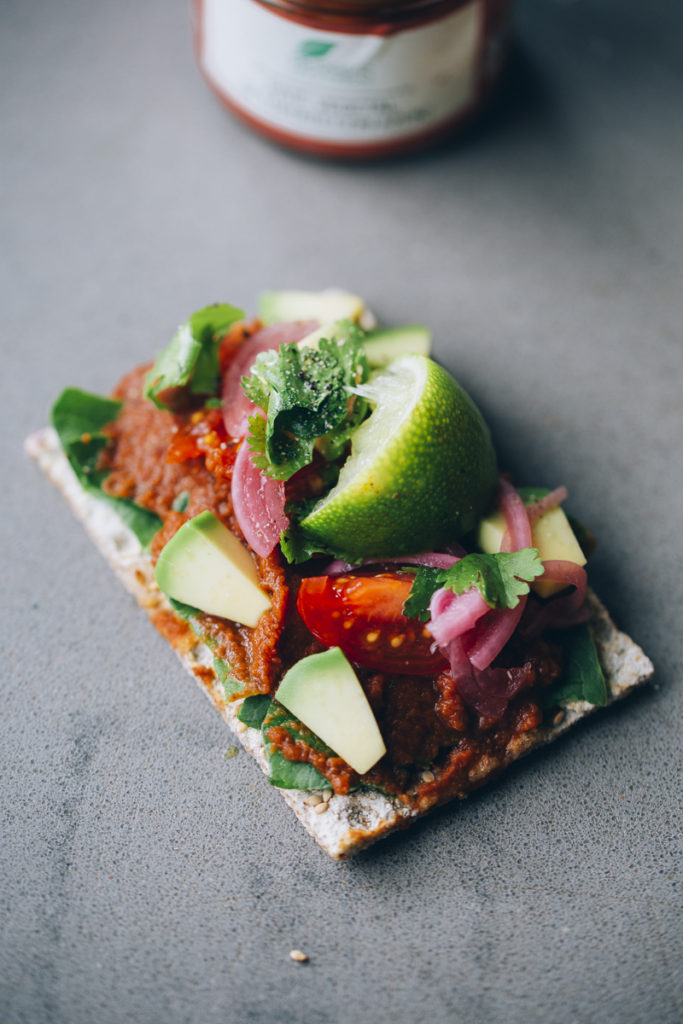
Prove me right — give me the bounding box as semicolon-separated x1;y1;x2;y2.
26;426;655;859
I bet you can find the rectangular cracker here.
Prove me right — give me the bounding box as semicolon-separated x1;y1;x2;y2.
26;426;654;859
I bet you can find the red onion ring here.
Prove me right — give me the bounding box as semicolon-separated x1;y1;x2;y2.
222;321;318;437
231;439;288;557
467;602;526;671
499;475;532;551
465;476;532;670
519;561;589;637
527;485;568;526
445;636;527;719
427;586;490;648
322;553;460;575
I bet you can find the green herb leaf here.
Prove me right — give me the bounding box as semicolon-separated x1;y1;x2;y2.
51;388;122;485
237;694;271;728
279;525;324;565
242;331;369;481
172;490;190;513
402;566;440;622
267;751;330;790
262;701;332;790
169;598;244;699
545;625;607;707
51;388;162;548
145;303;243;411
441;550;545;610
516;486;550;504
403;549;545;621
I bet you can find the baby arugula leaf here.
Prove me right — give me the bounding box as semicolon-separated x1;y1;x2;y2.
242;332;369;481
403;550;545;621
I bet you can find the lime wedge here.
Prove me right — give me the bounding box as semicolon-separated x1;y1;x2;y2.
299;355;497;559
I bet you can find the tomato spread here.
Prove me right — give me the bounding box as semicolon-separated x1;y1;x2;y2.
101;362;564;808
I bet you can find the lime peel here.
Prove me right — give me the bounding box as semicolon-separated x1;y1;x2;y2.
299;355;497;560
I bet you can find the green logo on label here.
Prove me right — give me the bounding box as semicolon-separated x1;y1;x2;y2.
298;40;335;59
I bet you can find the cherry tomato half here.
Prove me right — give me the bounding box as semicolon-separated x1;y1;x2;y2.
296;573;448;676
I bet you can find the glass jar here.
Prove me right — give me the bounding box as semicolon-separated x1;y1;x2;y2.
193;0;511;158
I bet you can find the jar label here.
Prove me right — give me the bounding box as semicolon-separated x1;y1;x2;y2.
199;0;484;145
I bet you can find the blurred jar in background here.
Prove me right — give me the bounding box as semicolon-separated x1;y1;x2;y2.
193;0;511;158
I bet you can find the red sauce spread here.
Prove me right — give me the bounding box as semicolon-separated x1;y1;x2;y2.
99;353;564;805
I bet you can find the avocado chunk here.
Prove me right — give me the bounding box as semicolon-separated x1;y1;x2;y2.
259;289;365;326
155;511;271;627
361;325;432;367
295;319;358;353
478;500;586;599
296;321;431;368
275;648;386;776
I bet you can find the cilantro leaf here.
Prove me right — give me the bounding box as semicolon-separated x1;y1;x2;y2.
145;303;243;411
441;550;545;610
402;566;440;622
279;523;324;564
242;331;369;481
403;550;545;621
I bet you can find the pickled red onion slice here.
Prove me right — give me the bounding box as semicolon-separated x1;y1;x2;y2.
499;475;532;551
468;602;526;671
466;476;533;670
539;559;587;603
527;485;568;526
444;637;528;719
427;586;490;648
519;561;589;637
323;553;460;575
222;321;318;437
231;440;288;557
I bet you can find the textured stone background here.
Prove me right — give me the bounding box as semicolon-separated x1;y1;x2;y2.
2;1;681;1022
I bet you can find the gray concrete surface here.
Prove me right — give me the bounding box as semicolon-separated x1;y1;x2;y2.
2;1;681;1022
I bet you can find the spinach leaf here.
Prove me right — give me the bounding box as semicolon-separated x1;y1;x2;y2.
169;598;243;699
51;388;122;486
545;625;607;708
261;701;331;790
267;751;330;790
145;303;243;411
237;694;271;728
51;388;162;548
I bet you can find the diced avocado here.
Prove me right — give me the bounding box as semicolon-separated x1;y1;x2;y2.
155;511;271;627
296;320;356;352
275;648;386;776
361;325;432;367
259;289;365;326
296;322;431;367
478;502;586;599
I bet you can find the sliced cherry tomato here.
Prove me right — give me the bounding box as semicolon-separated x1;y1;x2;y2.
297;572;448;676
